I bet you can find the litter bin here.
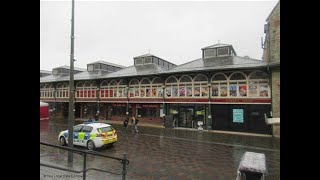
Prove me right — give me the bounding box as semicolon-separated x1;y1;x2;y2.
236;152;267;180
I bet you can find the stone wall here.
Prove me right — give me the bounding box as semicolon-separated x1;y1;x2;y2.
272;69;280;118
263;2;280;63
263;1;280;137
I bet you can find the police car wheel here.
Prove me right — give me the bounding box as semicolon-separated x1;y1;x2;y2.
59;137;66;146
87;140;95;150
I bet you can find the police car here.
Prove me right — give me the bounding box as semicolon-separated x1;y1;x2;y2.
58;123;117;150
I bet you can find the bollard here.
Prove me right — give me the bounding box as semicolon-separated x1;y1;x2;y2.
121;153;128;180
83;153;87;180
236;152;267;180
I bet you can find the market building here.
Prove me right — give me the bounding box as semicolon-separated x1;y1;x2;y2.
41;43;277;134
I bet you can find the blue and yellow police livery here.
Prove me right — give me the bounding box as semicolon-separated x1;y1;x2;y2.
58;123;117;150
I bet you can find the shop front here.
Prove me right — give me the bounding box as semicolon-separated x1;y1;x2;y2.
211;104;272;134
166;104;207;129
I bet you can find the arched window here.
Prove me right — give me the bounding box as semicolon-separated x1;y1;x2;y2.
248;71;269;97
118;80;127;98
179;75;192;97
165;76;178;97
100;81;109;98
40;84;45;98
151;77;163;97
56;83;69;98
62;83;69;98
211;73;228;97
229;72;247;97
109;80;118;98
56;83;63;98
140;78;151;98
89;82;98;98
83;82;91;98
45;84;54;98
76;82;84;98
193;74;208;97
129;79;140;97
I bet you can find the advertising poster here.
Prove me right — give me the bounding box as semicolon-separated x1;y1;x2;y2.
129;89;134;97
123;89;127;97
166;87;171;97
172;86;178;97
146;88;151;97
118;89;122;97
152;88;157;97
249;84;258;96
202;87;208;97
229;85;237;97
194;87;200;97
233;109;244;123
187;86;192;97
239;85;247;97
220;86;227;96
212;86;218;96
135;89;139;97
140;88;145;97
179;87;185;97
157;87;163;97
260;85;269;97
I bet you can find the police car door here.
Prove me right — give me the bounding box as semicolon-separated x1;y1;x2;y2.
73;125;83;145
79;126;93;146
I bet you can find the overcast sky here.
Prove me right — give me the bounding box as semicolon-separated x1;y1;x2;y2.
40;0;278;71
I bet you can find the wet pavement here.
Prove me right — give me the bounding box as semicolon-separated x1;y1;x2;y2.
40;118;280;180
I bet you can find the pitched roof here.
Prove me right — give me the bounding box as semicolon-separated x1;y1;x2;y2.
87;60;126;68
165;56;266;74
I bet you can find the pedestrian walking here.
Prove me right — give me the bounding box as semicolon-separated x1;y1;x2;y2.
122;117;129;132
131;116;139;133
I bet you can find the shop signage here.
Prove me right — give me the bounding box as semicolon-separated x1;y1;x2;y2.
141;104;160;108
233;109;244;123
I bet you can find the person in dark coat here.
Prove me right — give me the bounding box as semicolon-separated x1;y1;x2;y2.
122;117;129;132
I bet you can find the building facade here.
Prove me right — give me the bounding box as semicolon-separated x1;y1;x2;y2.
41;43;277;134
262;1;280;137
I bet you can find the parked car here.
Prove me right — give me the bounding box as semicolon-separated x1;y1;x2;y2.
58;123;117;150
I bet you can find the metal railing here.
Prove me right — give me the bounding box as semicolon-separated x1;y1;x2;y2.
40;141;129;180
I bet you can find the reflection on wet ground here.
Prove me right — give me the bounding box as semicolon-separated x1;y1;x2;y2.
40;117;280;179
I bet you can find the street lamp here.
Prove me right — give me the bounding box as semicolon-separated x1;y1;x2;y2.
96;87;100;117
161;85;166;126
67;0;75;168
53;89;56;116
207;83;212;130
126;86;129;117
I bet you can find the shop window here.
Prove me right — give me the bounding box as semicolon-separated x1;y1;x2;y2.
138;108;160;118
112;107;126;116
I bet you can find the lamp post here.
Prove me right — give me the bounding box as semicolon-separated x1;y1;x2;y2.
126;86;129;118
207;83;212;130
53;89;56;117
161;85;166;126
67;0;75;168
97;87;100;119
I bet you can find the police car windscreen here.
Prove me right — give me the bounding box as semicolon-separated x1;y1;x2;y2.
98;126;113;133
